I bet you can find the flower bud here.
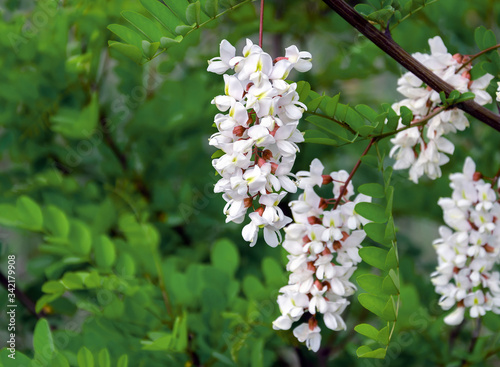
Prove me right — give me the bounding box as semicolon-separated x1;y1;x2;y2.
452;53;463;63
233;125;246;137
308;316;318;330
244;197;253;208
322;175;333;185
270;162;279;174
314;279;323;290
262;149;273;160
308;216;322;225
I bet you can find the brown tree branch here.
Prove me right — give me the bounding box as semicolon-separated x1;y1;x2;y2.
0;271;44;319
322;0;500;133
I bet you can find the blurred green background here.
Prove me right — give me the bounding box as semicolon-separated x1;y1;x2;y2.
0;0;499;366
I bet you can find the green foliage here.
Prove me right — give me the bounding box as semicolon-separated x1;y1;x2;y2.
1;0;500;366
108;0;254;63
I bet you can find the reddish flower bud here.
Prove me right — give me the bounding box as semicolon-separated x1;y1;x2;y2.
319;198;328;210
244;197;253;208
307;262;316;271
246;116;253;126
484;244;495;253
322;247;331;256
341;231;349;241
270;162;279;174
457;300;464;307
308;316;318;330
333;241;342;251
314;279;323;290
473;172;482;181
322;174;333;185
262;149;273;160
461;70;471;80
256;206;265;216
452;53;463;63
233;125;246;137
257;157;267;167
303;235;311;243
308;216;322;225
270;125;279;137
453;266;460;274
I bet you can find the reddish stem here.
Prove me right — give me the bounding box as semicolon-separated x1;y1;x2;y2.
259;0;264;48
333;138;376;209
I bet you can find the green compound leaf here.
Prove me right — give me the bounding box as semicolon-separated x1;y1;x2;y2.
77;347;94;367
97;349;111;367
356;346;387;359
303;130;338;146
399;105;413;126
359;246;388;270
34;319;55;361
121;11;164;42
94;235;117;270
211;238;240;277
140;0;185;35
354;323;379;341
44;205;69;239
355;202;388;223
357;274;384;294
68;220;92;256
358;183;385;198
17;195;43;231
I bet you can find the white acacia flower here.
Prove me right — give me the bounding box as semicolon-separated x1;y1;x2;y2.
209;39;312;248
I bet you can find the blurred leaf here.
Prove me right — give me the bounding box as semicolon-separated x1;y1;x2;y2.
17;196;43;231
34;319;55;361
94;235;116;270
354;323;379;341
358;183;385;198
77;347;94;367
97;349;111;367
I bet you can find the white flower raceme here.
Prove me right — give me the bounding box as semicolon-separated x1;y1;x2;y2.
208;39;312;247
273;159;370;352
389;36;494;183
432;157;500;325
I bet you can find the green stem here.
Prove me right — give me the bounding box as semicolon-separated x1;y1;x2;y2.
390;0;441;31
373;105;446;141
456;43;500;73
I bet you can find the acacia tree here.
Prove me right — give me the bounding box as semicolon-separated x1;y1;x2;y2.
1;0;500;366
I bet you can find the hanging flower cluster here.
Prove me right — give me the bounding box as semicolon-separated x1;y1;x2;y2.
272;159;371;351
207;39;312;247
432;157;500;325
389;36;494;183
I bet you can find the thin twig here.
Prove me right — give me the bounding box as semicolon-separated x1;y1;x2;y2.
259;0;265;47
322;0;500;133
456;43;500;73
0;271;44;319
333;138;375;209
374;105;446;140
